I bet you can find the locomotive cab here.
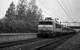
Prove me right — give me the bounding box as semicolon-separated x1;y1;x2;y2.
37;19;55;38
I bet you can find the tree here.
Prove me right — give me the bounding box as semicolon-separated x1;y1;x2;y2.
16;0;28;20
1;2;16;33
0;0;43;33
5;2;15;20
15;0;43;32
25;0;43;32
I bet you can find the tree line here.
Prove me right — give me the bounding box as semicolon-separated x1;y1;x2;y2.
0;0;43;33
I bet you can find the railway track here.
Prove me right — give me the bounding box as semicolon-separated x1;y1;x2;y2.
0;34;75;50
34;35;73;50
0;38;43;49
2;38;57;50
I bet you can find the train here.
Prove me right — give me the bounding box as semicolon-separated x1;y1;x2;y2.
37;17;76;38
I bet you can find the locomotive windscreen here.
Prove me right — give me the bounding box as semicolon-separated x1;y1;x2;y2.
39;21;53;25
38;21;53;31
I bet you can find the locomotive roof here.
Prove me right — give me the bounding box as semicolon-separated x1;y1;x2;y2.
39;20;59;24
39;20;54;22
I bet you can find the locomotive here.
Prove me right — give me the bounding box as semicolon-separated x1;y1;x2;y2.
37;17;76;38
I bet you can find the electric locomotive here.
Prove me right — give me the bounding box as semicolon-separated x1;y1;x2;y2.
37;17;76;38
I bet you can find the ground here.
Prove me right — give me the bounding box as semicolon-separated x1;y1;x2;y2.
55;32;80;50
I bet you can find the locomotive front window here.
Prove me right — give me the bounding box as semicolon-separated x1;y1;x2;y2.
39;21;53;25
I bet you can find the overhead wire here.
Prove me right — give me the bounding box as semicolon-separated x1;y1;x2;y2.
60;0;80;23
65;0;74;21
56;0;73;22
60;0;75;25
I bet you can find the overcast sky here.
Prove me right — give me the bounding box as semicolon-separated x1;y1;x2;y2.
0;0;80;26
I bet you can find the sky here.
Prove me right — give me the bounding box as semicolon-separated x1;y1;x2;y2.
0;0;80;26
